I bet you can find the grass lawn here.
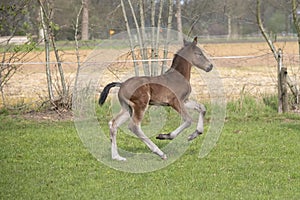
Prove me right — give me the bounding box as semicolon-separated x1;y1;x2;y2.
1;102;300;199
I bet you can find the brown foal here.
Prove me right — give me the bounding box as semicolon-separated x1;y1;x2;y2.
99;37;213;161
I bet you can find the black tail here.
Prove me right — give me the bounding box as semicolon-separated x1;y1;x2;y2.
99;82;121;106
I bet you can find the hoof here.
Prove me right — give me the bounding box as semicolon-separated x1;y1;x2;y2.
156;133;172;140
188;130;202;141
112;155;127;161
161;154;167;160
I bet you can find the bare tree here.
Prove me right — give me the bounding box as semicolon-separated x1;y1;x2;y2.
139;0;150;76
38;0;54;101
81;0;89;40
74;4;83;98
222;0;252;39
139;0;146;40
38;0;69;109
162;0;174;74
120;0;140;76
256;0;296;113
127;0;149;75
150;0;156;75
257;0;282;113
176;0;183;41
292;0;300;57
152;0;164;76
0;0;38;108
183;0;216;37
256;0;278;60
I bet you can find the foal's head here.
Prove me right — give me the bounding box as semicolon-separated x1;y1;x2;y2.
178;37;213;72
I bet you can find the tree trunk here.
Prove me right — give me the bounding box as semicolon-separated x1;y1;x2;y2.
256;0;278;60
257;0;285;113
176;0;183;42
291;0;300;105
39;3;54;102
139;0;150;76
292;0;300;59
50;34;67;100
140;0;150;75
81;0;89;40
139;0;146;41
152;0;164;76
121;0;139;76
162;0;173;74
128;0;149;75
227;15;231;39
277;49;283;113
280;66;288;113
151;0;156;76
74;5;83;96
38;7;45;43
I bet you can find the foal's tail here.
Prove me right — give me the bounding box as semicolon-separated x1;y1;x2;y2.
99;82;121;106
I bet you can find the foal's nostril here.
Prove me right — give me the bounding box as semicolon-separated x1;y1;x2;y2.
206;64;213;72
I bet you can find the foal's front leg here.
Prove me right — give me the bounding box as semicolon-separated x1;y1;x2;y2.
184;100;206;141
156;104;192;140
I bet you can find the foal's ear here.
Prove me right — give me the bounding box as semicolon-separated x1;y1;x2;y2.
183;37;198;46
192;37;198;45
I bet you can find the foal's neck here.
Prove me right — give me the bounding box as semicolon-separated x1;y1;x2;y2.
170;54;192;81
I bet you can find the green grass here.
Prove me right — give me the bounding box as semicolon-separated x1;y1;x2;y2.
1;98;300;199
0;39;129;53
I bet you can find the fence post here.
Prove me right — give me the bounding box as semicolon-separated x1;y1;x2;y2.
277;49;288;113
281;67;288;113
277;48;283;113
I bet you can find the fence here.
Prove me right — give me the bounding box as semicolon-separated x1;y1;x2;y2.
0;36;29;45
1;42;299;111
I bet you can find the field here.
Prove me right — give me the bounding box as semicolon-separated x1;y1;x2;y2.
1;41;299;107
1;100;300;199
1;41;300;199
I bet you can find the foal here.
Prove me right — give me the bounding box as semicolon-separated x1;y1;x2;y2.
99;37;213;161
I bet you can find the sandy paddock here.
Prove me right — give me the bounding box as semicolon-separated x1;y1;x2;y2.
1;41;299;107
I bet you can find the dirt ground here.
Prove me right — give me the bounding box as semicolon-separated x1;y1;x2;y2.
1;41;299;113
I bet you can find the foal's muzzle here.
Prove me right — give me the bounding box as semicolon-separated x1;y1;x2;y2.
206;64;213;72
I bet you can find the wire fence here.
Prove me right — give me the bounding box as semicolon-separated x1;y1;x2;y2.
1;48;299;109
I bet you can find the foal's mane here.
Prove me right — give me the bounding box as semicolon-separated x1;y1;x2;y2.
165;41;193;73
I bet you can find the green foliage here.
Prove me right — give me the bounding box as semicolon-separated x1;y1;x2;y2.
263;94;278;111
0;0;35;36
0;107;9;115
226;95;277;120
11;41;38;53
50;22;60;32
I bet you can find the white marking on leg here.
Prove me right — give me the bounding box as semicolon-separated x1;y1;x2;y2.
129;121;167;160
169;119;192;139
109;109;130;161
168;106;192;139
184;100;206;139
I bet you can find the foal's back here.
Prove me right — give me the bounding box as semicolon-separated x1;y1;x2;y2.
118;70;191;109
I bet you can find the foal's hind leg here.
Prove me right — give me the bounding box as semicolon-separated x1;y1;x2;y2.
184;100;206;141
128;120;167;160
128;103;167;160
109;109;130;161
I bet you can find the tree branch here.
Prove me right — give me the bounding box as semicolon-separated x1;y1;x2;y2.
256;0;278;60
